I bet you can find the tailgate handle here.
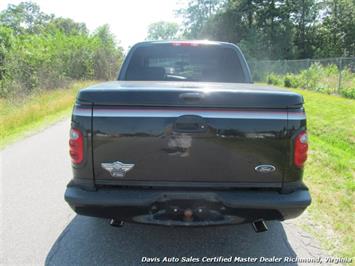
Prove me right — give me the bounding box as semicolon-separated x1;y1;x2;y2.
173;115;207;133
179;92;204;101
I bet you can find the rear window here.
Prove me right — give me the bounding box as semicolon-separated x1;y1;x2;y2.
124;44;247;83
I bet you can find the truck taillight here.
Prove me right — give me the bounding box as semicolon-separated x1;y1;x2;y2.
69;128;83;164
294;131;308;168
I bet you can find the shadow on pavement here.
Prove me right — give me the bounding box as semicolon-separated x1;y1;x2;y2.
46;215;297;266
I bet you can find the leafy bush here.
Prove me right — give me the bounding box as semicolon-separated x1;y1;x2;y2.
316;87;337;95
264;63;355;99
0;3;124;98
284;73;301;88
340;88;355;99
266;73;282;85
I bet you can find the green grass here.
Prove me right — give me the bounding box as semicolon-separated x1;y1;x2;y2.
0;80;97;148
290;88;355;258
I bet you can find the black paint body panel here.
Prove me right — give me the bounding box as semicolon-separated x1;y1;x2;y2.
92;110;288;186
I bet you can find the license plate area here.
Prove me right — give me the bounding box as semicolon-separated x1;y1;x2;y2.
132;192;244;225
151;197;226;223
151;192;226;223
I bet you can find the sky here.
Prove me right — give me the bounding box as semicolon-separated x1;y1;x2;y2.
0;0;185;50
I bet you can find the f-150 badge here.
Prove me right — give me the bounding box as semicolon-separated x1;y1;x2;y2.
101;161;135;177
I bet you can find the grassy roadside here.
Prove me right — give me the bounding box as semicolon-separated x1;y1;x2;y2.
0;80;97;148
288;88;355;259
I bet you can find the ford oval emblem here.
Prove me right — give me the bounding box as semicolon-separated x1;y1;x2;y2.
255;165;276;173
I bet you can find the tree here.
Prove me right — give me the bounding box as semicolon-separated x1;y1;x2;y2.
177;0;225;38
178;0;350;59
315;0;355;57
251;0;296;59
93;24;116;46
0;2;125;97
291;0;319;58
0;2;51;34
0;26;14;80
92;24;124;80
181;0;296;59
46;17;88;36
146;21;180;40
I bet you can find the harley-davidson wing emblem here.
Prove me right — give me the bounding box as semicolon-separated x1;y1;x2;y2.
101;161;135;177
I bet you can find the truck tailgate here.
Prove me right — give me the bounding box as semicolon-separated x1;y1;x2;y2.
91;108;290;187
79;82;304;187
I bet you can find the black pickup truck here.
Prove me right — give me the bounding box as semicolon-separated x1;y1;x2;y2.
65;41;311;229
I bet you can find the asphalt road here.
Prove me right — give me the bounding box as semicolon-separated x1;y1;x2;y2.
1;119;329;266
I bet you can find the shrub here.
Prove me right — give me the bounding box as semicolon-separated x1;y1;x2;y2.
263;63;355;99
298;63;355;96
283;73;301;88
340;88;355;99
299;63;322;90
316;87;337;95
0;20;123;98
266;73;282;86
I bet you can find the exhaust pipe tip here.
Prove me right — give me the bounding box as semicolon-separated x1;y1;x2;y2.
110;219;124;227
252;219;268;233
